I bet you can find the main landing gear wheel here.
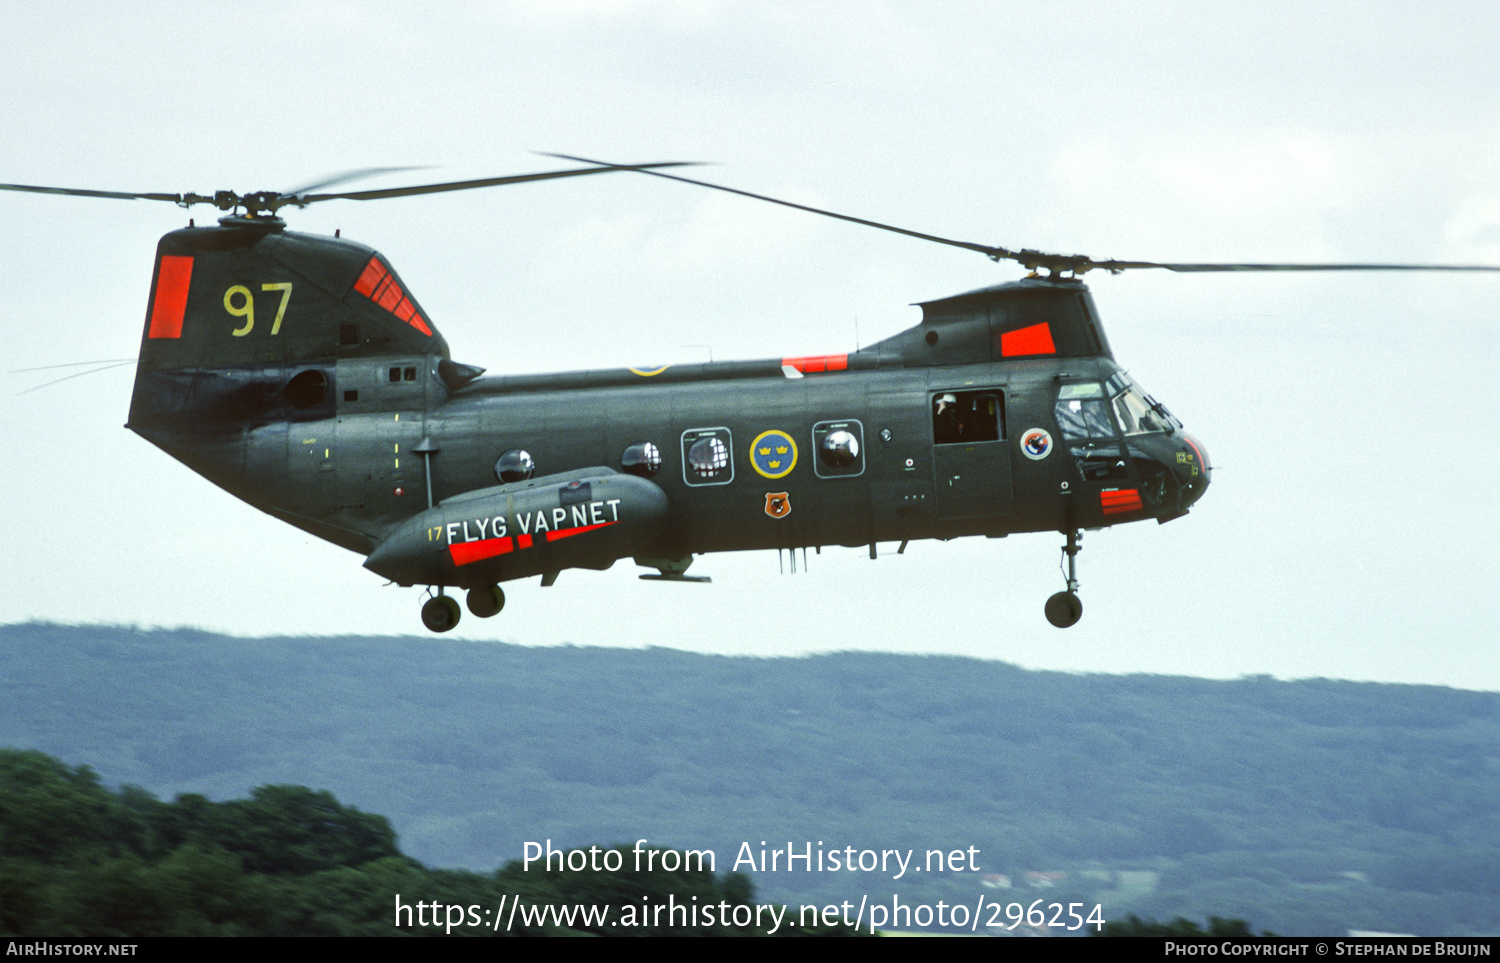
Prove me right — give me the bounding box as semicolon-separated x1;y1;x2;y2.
1045;591;1083;628
1045;529;1084;628
421;595;461;633
467;584;505;618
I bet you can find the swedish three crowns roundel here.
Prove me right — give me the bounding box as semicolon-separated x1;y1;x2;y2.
750;429;798;479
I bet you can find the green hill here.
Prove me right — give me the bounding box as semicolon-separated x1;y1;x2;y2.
2;622;1495;936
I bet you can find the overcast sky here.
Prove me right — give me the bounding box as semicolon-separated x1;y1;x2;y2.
2;1;1496;689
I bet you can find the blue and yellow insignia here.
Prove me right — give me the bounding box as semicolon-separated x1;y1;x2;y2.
628;364;672;377
750;429;798;479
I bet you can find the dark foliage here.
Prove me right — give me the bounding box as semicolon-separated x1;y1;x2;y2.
1099;914;1267;936
0;749;854;937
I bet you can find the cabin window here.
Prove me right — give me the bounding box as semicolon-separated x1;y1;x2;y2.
813;420;865;478
621;441;663;478
932;391;1003;445
494;449;535;483
681;428;734;486
688;438;729;477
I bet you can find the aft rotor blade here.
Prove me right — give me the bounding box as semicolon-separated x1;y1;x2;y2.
16;360;136;395
540;152;1015;260
0;182;186;204
10;358;135;373
1;162;703;215
299;162;702;203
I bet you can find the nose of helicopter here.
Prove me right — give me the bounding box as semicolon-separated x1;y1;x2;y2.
1176;433;1211;509
1132;431;1212;521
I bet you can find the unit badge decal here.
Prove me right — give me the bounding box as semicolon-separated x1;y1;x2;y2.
1021;427;1053;461
750;429;798;479
764;492;791;519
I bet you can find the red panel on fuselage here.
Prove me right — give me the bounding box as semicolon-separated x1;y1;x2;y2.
999;321;1056;357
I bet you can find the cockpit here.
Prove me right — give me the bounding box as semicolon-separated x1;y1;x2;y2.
1053;372;1209;522
1054;373;1180;441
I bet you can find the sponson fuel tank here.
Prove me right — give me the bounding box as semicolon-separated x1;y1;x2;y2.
364;469;669;587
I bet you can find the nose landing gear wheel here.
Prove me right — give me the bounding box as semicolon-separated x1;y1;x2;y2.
467;584;505;618
421;595;462;633
1045;591;1083;628
1046;529;1084;628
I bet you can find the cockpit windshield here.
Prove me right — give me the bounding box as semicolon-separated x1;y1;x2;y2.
1055;375;1180;440
1106;372;1179;435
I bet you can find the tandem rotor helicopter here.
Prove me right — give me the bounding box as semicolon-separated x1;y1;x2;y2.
7;157;1497;632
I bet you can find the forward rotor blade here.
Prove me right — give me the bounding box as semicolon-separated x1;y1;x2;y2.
540;152;1014;260
1092;259;1500;274
0;182;185;204
1001;251;1500;275
299;162;701;204
280;166;431;199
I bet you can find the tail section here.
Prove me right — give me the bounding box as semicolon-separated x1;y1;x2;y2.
128;218;454;554
130;219;447;433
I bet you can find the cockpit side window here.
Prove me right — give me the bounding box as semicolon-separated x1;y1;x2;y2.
1054;383;1114;440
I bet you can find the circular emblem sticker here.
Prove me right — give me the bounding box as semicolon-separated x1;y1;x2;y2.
750;429;798;479
1021;427;1053;461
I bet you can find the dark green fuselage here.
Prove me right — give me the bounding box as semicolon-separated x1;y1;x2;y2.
127;220;1209;590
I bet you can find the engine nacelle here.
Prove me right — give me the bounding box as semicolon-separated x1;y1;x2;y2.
364;469;669;587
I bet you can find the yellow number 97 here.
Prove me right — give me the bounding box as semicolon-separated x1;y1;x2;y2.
225;285;254;337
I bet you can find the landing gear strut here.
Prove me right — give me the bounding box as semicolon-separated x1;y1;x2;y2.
1045;530;1083;628
421;591;461;633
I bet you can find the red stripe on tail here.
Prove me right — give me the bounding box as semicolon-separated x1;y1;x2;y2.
147;256;193;339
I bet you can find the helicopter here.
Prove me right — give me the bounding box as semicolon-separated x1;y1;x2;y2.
6;159;1497;633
